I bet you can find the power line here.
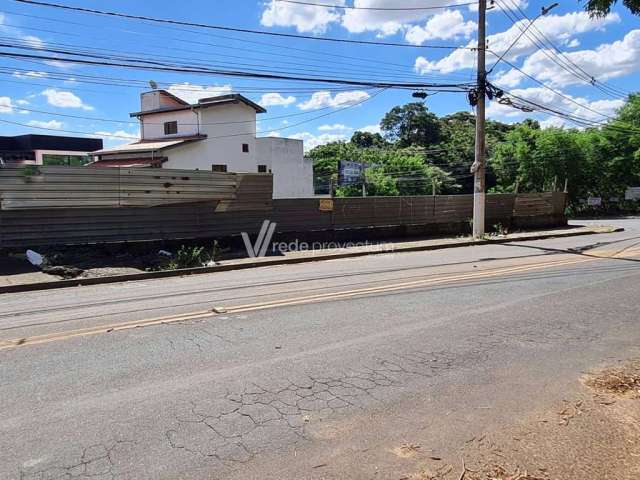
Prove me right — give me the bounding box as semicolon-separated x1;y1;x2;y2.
0;44;474;90
0;10;473;82
487;2;558;74
499;90;640;134
275;0;476;10
12;0;474;50
495;58;619;122
1;35;434;84
8;97;382;126
0;87;387;140
2;66;384;93
495;0;629;100
503;0;629;98
0;19;446;83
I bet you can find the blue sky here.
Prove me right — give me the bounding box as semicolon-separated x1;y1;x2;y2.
0;0;638;149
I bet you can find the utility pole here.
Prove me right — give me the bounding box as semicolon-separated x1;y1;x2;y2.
472;0;487;239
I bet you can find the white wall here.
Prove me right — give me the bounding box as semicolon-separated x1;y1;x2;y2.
141;109;199;140
256;137;314;198
163;103;257;172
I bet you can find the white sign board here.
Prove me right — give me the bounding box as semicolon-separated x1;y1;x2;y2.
625;187;640;200
587;197;602;206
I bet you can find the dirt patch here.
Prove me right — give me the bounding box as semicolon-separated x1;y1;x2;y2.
1;240;243;282
582;358;640;396
392;443;422;459
403;359;640;480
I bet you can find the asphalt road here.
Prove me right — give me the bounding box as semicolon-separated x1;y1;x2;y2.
2;218;640;479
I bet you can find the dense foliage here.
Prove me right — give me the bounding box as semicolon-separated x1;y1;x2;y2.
583;0;640;17
308;94;640;211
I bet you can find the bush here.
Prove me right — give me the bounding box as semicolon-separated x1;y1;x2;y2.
166;243;220;269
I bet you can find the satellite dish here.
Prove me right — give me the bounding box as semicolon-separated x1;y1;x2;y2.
149;80;158;90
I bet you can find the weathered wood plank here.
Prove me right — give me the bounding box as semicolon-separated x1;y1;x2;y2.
0;166;256;210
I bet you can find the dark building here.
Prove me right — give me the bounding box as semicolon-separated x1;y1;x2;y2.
0;134;103;166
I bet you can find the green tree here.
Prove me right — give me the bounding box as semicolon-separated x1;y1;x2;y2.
311;93;640;206
380;103;441;147
350;130;387;148
332;150;457;197
583;0;640;17
490;122;539;192
589;93;640;198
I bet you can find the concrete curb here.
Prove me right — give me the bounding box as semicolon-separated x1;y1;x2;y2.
0;226;624;295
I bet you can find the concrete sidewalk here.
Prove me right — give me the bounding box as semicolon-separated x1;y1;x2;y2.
0;224;621;294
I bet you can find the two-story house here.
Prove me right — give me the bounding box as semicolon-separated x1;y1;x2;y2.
91;89;314;198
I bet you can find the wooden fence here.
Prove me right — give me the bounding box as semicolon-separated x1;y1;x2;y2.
0;181;567;249
0;166;259;209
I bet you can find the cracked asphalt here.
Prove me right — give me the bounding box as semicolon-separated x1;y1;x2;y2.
1;218;640;479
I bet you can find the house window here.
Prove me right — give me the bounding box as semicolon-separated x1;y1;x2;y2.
257;165;267;173
212;164;227;172
164;121;178;135
242;143;249;153
42;154;90;166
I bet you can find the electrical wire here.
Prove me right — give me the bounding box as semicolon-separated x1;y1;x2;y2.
0;34;437;83
0;9;474;82
499;90;640;134
274;0;476;10
0;44;474;90
8;97;383;126
502;0;630;98
12;0;475;50
487;4;554;74
1;38;434;85
495;0;629;100
0;87;388;140
495;58;620;122
1;66;386;93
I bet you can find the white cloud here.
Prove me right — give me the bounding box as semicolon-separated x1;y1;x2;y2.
494;68;525;88
405;10;476;44
41;89;93;110
341;0;435;37
16;99;29;106
93;129;139;139
486;87;625;127
261;0;344;33
468;0;528;12
43;60;73;70
259;0;479;40
93;129;140;146
22;35;44;49
507;29;640;88
415;11;619;74
0;96;14;113
12;70;48;79
27;119;63;130
357;124;381;134
166;83;233;104
539;116;568;129
290;131;348;150
318;123;351;131
298;90;370;110
259;92;296;107
566;38;580;48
